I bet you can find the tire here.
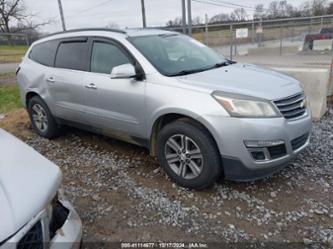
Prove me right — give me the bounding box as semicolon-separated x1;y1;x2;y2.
27;96;61;139
157;119;222;190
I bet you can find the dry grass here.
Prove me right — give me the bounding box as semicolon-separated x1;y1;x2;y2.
0;45;27;63
0;108;32;139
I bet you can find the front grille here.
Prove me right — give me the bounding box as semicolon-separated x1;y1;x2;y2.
291;133;309;151
274;93;306;119
267;144;287;159
18;221;43;249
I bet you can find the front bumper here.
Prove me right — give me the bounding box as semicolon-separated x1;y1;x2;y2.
2;191;82;249
50;194;82;249
199;108;312;181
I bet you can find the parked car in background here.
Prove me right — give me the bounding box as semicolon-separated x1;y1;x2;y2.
303;27;333;51
0;129;82;249
17;28;312;189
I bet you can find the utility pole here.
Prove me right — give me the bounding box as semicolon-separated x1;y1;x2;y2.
187;0;192;36
182;0;186;34
57;0;66;31
141;0;147;28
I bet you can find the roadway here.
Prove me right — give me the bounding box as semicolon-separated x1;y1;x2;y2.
0;63;19;73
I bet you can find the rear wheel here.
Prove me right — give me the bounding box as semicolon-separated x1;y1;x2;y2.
27;96;61;139
157;119;222;189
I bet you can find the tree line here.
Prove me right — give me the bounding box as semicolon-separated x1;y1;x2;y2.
166;0;333;26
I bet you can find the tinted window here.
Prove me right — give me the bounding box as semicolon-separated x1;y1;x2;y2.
91;41;130;74
55;41;88;71
29;40;58;66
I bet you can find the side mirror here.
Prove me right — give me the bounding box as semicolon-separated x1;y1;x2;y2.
110;63;136;79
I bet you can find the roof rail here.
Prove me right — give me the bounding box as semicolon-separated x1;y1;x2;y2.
42;28;126;38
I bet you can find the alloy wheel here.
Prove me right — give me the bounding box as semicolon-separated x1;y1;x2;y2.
31;103;48;132
164;134;204;180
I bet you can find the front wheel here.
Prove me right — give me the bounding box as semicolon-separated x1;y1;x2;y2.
157;119;222;189
27;96;61;139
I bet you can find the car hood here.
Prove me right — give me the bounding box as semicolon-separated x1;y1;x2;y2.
176;63;303;100
0;129;61;243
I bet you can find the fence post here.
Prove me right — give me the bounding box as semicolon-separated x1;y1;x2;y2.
252;20;255;43
279;24;283;56
234;27;237;56
230;24;233;60
25;34;30;46
309;17;312;33
204;14;209;45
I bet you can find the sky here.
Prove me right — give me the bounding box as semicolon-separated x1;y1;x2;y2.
24;0;308;33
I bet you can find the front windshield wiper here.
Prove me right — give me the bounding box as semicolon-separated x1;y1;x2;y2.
168;68;209;77
168;60;235;77
211;60;235;68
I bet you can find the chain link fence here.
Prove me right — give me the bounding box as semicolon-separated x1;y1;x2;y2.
171;14;333;60
167;14;333;117
0;33;31;64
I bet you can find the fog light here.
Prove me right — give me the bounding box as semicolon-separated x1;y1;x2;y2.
244;139;285;148
251;151;266;160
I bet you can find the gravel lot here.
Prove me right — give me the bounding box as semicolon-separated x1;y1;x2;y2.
1;107;332;248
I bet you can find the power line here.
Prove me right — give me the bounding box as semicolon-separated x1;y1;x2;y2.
192;0;252;10
192;0;269;12
211;0;256;10
67;0;113;18
212;0;270;11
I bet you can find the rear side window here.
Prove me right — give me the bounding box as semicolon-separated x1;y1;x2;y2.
55;41;88;71
91;41;131;74
29;40;58;66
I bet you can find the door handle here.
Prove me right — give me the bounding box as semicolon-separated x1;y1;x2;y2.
85;83;97;90
46;77;55;83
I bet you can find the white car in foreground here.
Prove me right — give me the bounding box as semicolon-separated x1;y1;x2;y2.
0;129;82;249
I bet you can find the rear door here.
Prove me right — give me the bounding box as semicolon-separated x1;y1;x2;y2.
48;37;89;123
83;38;146;138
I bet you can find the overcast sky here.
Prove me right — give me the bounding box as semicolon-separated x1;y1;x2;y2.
25;0;308;33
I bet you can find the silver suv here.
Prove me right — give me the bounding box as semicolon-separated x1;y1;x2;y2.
17;28;312;189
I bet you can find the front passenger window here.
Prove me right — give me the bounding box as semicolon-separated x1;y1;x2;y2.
91;42;131;74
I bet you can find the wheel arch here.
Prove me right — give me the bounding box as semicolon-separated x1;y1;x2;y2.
149;111;221;160
25;91;40;107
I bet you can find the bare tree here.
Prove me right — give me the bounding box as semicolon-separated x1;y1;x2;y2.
327;2;333;14
311;0;328;16
300;0;328;16
277;0;294;17
209;13;230;24
265;0;296;18
0;0;49;45
267;1;279;18
0;0;26;37
166;17;182;27
106;22;120;29
192;16;203;25
253;4;264;20
230;8;248;21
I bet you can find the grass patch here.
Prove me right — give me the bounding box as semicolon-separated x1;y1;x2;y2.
0;45;28;52
0;85;22;113
0;45;27;63
0;72;16;79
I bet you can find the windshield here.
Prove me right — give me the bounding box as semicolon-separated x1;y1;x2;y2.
128;34;228;76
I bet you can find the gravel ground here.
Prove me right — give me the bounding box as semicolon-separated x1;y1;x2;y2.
1;107;332;248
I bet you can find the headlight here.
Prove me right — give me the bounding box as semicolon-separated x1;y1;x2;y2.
212;91;281;118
